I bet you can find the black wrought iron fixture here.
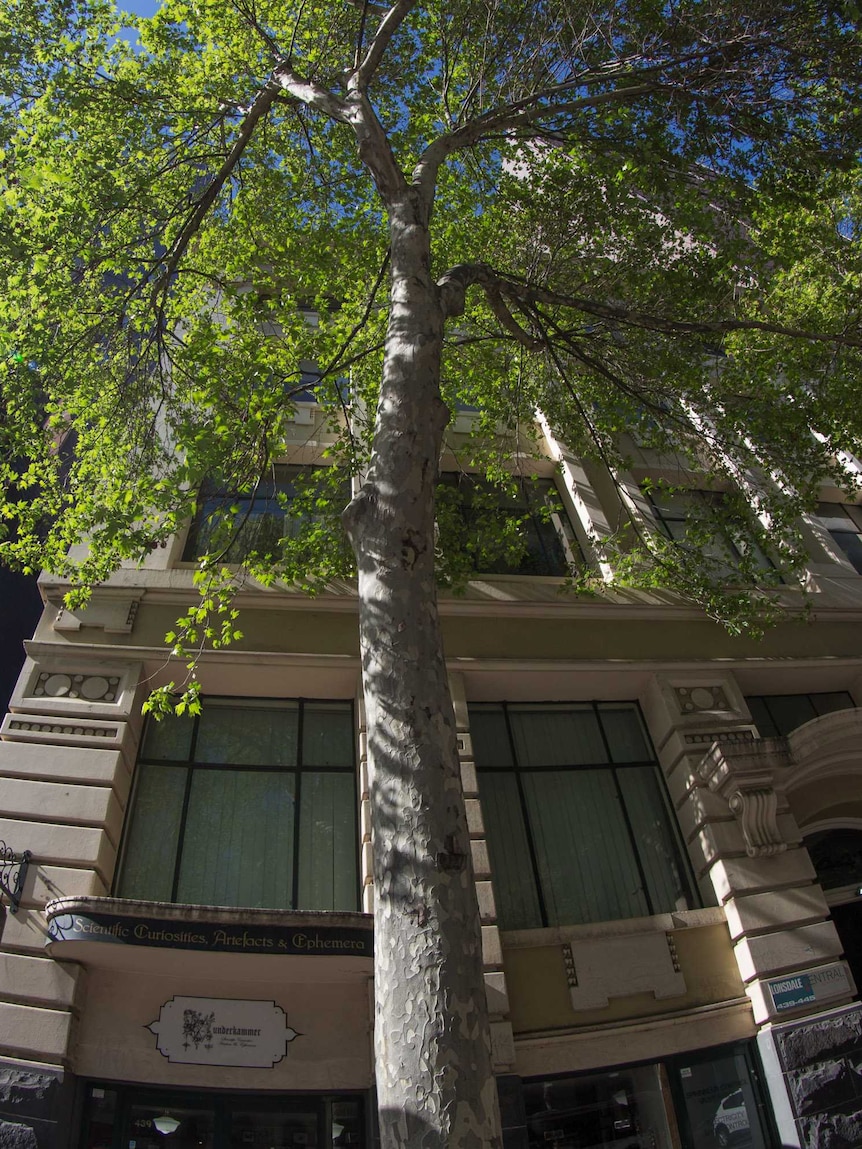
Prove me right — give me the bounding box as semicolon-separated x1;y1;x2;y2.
0;841;31;914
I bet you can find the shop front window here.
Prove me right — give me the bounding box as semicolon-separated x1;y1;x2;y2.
522;1044;772;1149
524;1064;674;1149
668;1044;772;1149
81;1086;364;1149
471;702;696;929
115;698;358;912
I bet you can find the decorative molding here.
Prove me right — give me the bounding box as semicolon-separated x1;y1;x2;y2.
565;930;687;1011
9;657;143;725
727;788;786;857
700;737;791;857
684;729;757;747
1;711;127;752
51;593;142;634
32;671;121;703
675;684;731;713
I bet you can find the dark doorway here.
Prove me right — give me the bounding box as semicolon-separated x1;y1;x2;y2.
830;900;862;994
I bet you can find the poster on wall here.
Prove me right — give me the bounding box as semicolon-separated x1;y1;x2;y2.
147;996;300;1068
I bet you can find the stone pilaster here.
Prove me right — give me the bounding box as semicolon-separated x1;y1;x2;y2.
0;650;144;1145
449;672;516;1074
644;673;850;1028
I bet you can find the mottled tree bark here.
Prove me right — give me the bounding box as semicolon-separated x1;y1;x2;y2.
343;192;502;1149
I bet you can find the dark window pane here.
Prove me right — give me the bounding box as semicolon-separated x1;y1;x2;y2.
183;465;348;563
813;691;856;716
598;704;651;763
195;702;299;766
745;692;855;738
118;765;187;901
805;828;862;890
745;696;776;737
438;474;575;576
763;694;817;736
469;706;514;768
302;703;354;766
176;769;296;908
471;702;695;928
140;714;194;761
296;772;358;910
617;767;692;913
522;770;649;925
118;699;358;911
508;706;607;767
478;772;542;930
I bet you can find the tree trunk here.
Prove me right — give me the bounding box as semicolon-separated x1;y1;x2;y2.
343;192;503;1149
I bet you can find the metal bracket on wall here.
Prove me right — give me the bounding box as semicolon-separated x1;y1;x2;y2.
0;842;31;913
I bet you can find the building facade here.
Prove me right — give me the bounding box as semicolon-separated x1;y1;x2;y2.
3;408;862;1148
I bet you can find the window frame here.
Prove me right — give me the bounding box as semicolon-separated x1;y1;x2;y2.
744;690;856;738
813;501;862;574
470;700;698;930
437;471;582;578
181;464;350;565
645;487;776;576
114;696;359;912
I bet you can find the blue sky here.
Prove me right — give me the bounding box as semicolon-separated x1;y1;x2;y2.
122;0;160;15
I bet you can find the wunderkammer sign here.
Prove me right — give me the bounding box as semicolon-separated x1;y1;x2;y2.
147;997;300;1067
46;909;372;956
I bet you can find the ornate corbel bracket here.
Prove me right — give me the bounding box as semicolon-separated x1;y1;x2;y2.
699;737;790;858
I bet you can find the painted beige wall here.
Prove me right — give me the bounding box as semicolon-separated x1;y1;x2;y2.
74;967;373;1091
503;921;744;1035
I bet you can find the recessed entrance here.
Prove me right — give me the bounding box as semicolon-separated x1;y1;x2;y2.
80;1084;365;1149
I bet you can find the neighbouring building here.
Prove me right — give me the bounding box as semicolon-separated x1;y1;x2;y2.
3;401;862;1149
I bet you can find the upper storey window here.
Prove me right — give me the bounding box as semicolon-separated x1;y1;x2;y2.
745;692;856;738
470;702;696;930
646;488;774;575
182;465;348;564
437;474;581;577
115;698;358;911
813;503;862;573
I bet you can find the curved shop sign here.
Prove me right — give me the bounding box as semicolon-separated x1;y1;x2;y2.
147;996;299;1068
47;910;372;957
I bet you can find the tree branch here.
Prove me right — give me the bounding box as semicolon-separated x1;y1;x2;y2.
438;263;862;351
353;0;418;89
151;74;290;305
413;34;770;191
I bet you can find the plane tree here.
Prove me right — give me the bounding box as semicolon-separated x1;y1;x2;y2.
1;2;861;1146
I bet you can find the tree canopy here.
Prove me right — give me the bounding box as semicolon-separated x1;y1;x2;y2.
1;5;862;1145
1;0;860;623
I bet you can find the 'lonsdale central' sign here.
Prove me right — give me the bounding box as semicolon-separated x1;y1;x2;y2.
47;909;372;957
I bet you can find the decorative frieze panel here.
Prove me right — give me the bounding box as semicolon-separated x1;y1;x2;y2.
562;931;687;1011
675;684;733;714
9;657;143;726
1;713;128;755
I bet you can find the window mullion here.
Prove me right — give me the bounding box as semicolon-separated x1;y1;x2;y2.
292;701;305;910
170;764;195;904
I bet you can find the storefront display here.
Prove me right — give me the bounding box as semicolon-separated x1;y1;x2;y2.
80;1086;365;1149
522;1044;772;1149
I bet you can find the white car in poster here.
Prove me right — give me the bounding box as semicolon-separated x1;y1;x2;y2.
712;1091;750;1147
